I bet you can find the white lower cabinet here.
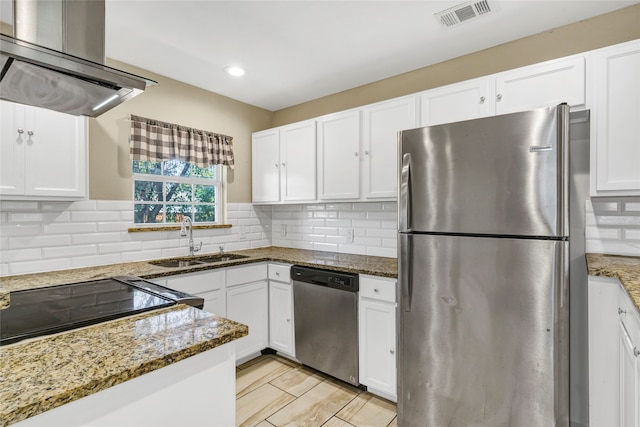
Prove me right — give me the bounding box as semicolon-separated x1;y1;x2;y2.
358;275;397;401
226;263;269;362
163;269;226;316
268;263;295;357
589;275;640;427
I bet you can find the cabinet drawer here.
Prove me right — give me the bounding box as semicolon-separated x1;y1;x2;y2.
269;264;291;282
164;269;225;294
226;263;268;287
360;275;397;303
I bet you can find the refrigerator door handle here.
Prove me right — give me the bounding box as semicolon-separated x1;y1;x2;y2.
399;233;413;312
399;153;412;232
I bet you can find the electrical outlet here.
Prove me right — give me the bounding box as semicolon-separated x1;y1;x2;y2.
239;226;246;240
280;224;287;238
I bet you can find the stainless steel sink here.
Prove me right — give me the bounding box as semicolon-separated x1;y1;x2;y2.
150;259;207;268
149;253;249;268
196;254;249;263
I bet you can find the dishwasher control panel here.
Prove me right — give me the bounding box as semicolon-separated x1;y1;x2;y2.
291;265;359;292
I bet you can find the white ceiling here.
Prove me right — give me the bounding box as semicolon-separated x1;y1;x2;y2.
105;0;638;111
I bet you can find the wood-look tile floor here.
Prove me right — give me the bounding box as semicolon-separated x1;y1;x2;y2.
236;355;398;427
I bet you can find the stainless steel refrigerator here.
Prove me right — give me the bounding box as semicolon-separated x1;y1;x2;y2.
397;104;590;427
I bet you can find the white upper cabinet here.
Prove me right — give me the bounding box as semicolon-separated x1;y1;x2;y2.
317;110;361;200
419;55;586;127
420;77;495;126
251;120;316;203
591;39;640;196
279;120;316;202
494;55;586;114
362;96;417;199
251;128;280;203
0;100;87;200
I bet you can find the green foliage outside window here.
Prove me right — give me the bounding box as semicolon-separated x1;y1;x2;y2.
133;160;219;224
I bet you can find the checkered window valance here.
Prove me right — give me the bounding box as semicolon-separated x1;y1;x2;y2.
129;115;234;169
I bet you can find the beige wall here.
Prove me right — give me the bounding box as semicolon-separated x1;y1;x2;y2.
88;60;272;202
272;4;640;126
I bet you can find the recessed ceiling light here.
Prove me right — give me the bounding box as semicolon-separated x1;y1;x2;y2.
225;66;245;77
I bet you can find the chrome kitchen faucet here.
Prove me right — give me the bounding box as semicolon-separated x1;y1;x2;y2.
180;216;202;256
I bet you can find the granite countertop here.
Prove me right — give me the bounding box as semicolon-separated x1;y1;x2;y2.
0;246;398;309
587;253;640;314
0;305;247;427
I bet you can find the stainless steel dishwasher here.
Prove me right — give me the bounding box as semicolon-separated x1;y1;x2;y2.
292;265;360;386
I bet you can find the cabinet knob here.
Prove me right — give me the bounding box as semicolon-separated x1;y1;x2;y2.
281;162;286;167
17;128;24;134
286;318;291;323
374;288;379;293
619;307;627;315
354;152;359;157
364;150;369;155
275;271;280;276
496;93;503;101
275;163;279;168
479;96;485;104
27;130;34;136
634;347;640;357
390;349;395;355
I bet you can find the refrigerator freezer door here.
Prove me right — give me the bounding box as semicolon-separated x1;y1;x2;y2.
398;234;569;427
399;104;569;237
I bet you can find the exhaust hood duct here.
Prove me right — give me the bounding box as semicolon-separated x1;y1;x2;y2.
0;0;156;117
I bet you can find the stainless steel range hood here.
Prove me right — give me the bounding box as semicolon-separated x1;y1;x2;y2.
0;0;156;117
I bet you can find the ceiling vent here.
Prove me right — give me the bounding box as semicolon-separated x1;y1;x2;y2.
435;0;497;27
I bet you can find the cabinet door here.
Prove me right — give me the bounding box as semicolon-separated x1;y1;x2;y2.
317;110;361;200
359;298;397;398
25;105;87;198
226;281;269;361
280;120;316;202
619;319;639;427
362;96;416;199
269;280;294;357
419;77;495;126
495;55;586;115
200;289;226;317
252;128;280;203
0;101;26;195
592;40;640;195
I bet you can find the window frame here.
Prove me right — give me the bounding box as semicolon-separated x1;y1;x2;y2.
132;160;224;226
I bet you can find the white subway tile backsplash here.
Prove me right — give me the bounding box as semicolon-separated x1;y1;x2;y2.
71;211;121;222
42;245;98;259
585;198;640;257
10;235;72;249
10;258;72;275
0;201;39;211
1;248;42;262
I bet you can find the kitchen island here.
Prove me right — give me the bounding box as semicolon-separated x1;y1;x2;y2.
0;304;247;427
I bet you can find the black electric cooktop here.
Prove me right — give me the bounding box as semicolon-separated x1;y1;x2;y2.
0;277;189;346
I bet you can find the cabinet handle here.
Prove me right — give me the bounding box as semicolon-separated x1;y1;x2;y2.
374;288;379;293
27;130;34;136
281;162;286;167
17;128;24;134
286;318;291;323
496;93;503;101
364;150;369;155
619;308;627;315
390;349;395;355
479;96;485;104
275;163;279;168
275;271;280;276
354;152;359;157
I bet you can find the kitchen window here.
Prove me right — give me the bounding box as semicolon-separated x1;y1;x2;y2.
133;159;222;225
